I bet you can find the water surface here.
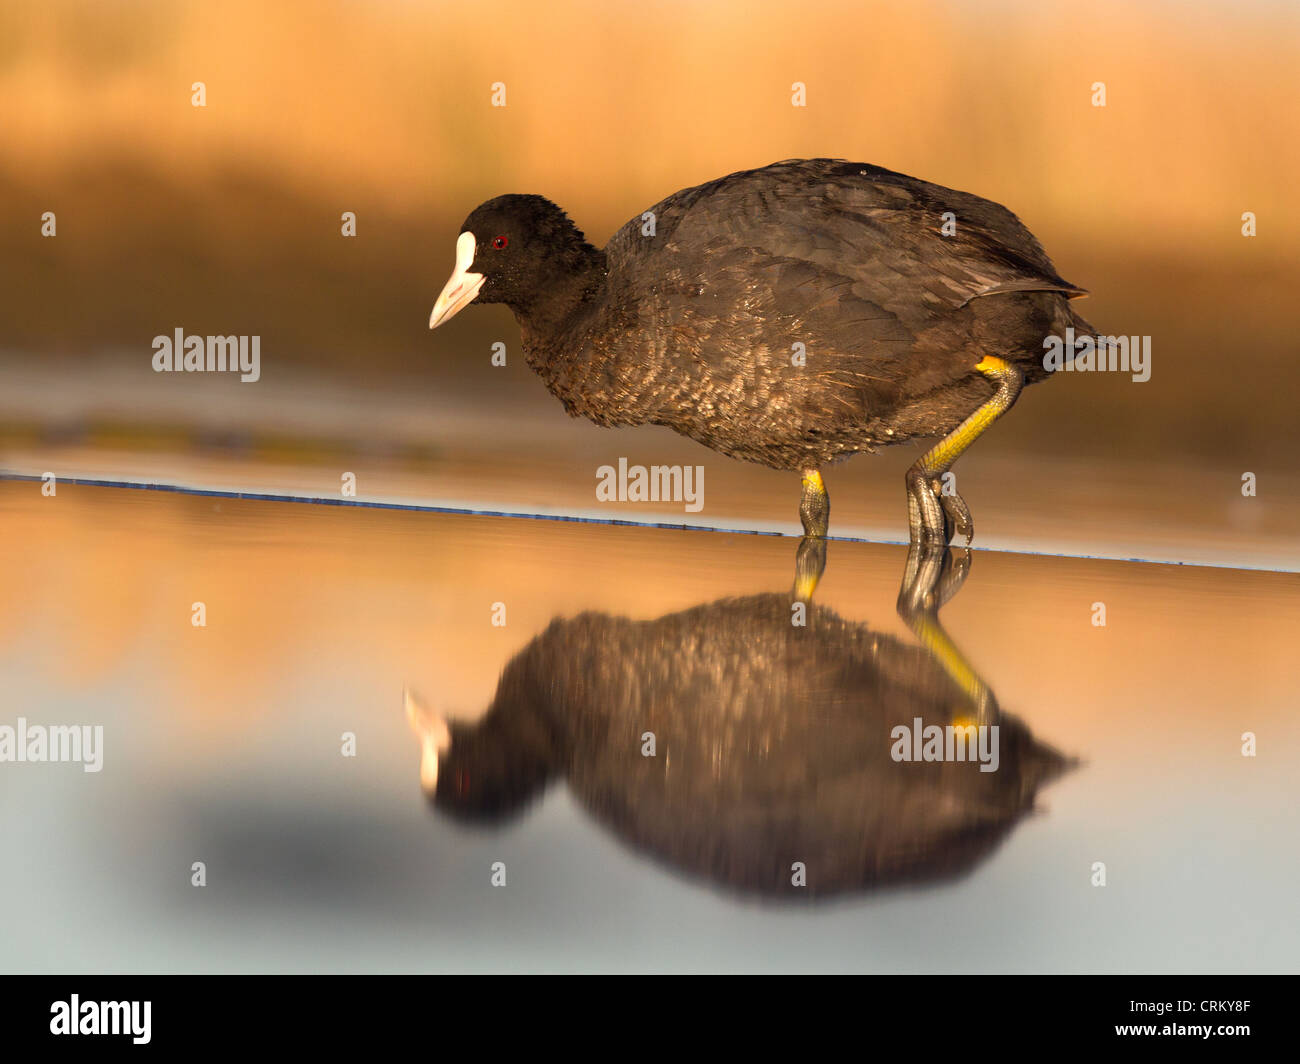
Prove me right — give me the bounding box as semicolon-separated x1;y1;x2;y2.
0;481;1294;972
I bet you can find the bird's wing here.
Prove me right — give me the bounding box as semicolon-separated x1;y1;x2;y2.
598;159;1082;428
624;159;1083;323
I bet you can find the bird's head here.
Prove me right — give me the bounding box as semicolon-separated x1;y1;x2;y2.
429;194;602;328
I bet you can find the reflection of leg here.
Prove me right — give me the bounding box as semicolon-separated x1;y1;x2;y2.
905;356;1023;548
896;543;998;726
793;535;828;602
794;469;830;600
900;540;971;614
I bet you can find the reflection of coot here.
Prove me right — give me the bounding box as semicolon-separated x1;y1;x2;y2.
413;593;1073;899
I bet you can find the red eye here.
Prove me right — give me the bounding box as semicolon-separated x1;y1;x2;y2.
491;235;508;250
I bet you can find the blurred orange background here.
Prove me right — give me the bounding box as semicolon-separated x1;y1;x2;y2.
1;0;1297;534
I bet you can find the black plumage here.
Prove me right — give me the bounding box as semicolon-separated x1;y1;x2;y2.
418;594;1073;899
432;159;1092;475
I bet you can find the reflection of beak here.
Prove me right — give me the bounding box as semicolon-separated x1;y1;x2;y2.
404;686;452;794
429;231;485;328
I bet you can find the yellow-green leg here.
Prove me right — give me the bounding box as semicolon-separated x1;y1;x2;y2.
906;356;1023;548
799;469;830;538
793;469;829;600
897;543;998;725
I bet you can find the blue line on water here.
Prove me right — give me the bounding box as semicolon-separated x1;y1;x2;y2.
0;472;791;539
0;471;1291;574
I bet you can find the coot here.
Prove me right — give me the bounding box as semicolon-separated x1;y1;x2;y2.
430;159;1094;548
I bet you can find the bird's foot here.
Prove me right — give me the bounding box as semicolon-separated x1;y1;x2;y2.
906;467;947;549
906;467;973;548
940;486;974;546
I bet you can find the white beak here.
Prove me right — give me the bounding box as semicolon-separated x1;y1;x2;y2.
404;686;452;794
429;231;485;328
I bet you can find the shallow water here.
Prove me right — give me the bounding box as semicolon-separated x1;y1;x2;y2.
3;357;1298;573
0;479;1295;973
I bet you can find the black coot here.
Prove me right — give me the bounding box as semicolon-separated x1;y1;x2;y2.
430;159;1094;551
